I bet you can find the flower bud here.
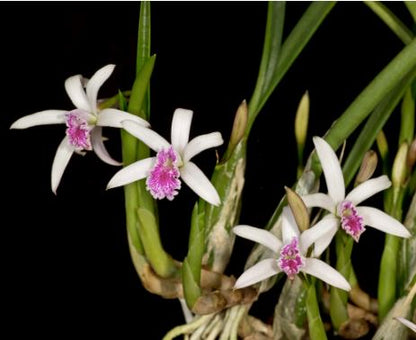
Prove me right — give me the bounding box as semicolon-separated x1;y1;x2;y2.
285;186;310;232
392;142;409;188
295;91;310;149
354;150;378;186
376;130;389;162
223;100;248;161
407;138;416;170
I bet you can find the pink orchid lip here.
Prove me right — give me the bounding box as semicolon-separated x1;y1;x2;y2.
65;109;93;151
338;200;365;242
278;237;304;279
146;146;181;200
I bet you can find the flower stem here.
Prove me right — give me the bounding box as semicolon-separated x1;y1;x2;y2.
330;232;353;330
306;279;328;340
378;186;405;320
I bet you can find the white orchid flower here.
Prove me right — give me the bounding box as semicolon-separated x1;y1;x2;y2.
301;137;410;251
395;317;416;333
107;108;223;206
10;64;149;194
232;207;351;291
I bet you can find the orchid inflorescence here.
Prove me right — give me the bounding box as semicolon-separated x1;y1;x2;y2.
10;2;416;339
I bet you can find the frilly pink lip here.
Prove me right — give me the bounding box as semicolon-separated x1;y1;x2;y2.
146;146;181;200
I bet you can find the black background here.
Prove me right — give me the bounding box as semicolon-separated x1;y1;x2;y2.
2;2;413;338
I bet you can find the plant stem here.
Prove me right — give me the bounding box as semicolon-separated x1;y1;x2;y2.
306;280;328;340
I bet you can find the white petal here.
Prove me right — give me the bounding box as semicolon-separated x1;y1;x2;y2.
313;136;345;204
64;74;91;112
51;136;74;194
357;206;411;238
300;216;339;257
281;206;300;244
180;161;220;206
122;120;170;152
234;258;280;289
301;193;335;213
86;64;115;112
395;317;416;332
171;108;193;155
106;157;155;189
91;127;122;166
233;225;282;253
183;132;223;162
345;175;391;205
10;110;67;129
97;109;150;128
302;258;351;291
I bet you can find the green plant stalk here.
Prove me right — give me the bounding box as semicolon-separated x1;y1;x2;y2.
306;280;328;340
134;2;155;214
297;144;305;179
203;140;247;273
378;186;405;320
122;3;176;277
119;93;143;254
121;2;152;255
136;1;151;77
127;55;157;213
128;66;176;277
365;1;414;45
137;208;176;278
122;55;156;257
183;203;204;308
330;232;353;330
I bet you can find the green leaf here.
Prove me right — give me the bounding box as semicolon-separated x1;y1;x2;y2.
365;2;414;45
182;259;202;309
249;1;286;120
405;1;416;23
248;2;335;130
323;39;416;154
399;87;415;145
127;55;156;117
341;70;415;187
137;1;151;76
137;208;177;278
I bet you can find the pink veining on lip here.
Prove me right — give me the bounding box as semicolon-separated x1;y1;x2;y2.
146;146;181;200
278;237;304;279
65;110;92;151
339;200;365;242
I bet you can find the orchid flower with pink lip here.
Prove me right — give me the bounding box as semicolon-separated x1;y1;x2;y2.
107;108;223;206
232;207;351;291
300;137;411;252
10;64;150;194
